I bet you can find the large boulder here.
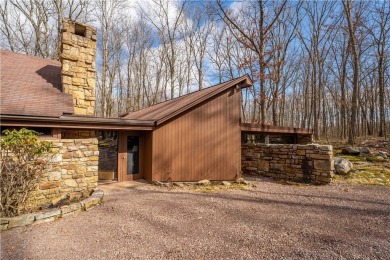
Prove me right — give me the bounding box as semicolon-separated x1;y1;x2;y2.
334;157;353;175
359;146;372;155
341;147;360;156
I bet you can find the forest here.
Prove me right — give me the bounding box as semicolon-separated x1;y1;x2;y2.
1;0;389;144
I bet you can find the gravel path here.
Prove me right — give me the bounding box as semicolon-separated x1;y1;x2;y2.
1;177;389;260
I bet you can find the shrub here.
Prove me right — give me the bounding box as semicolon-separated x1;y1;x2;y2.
0;129;53;217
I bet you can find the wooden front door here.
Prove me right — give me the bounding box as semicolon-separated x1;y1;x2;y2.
118;132;143;181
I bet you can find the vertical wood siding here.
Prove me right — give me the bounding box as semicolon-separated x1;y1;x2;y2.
151;87;241;181
143;132;153;181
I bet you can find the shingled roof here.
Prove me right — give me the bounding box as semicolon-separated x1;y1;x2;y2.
122;75;252;125
0;50;74;117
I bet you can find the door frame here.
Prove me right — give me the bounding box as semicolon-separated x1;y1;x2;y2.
118;131;144;182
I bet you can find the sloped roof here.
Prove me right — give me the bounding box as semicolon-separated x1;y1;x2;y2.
0;50;74;117
122;75;252;125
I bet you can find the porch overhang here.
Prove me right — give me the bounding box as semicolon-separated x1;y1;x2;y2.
240;123;313;136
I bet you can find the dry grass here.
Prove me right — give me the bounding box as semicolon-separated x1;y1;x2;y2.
156;183;254;193
187;183;254;192
336;154;366;162
334;155;390;187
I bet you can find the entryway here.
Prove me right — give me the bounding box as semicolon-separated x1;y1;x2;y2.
118;132;144;182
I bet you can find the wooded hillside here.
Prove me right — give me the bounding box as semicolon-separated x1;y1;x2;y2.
1;0;389;143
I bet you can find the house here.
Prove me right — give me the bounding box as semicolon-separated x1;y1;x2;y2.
120;76;251;182
1;19;314;207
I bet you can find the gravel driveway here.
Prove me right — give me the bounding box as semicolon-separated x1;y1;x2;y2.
1;177;389;260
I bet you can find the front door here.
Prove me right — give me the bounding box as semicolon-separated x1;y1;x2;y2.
118;132;143;181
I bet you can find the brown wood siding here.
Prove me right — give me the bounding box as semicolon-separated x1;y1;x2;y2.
117;131;126;182
151;87;241;182
143;132;153;181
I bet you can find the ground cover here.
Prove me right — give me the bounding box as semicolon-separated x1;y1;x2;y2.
1;177;389;259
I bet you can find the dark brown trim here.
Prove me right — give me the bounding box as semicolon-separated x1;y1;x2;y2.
241;123;313;135
60;115;154;126
156;76;253;125
52;128;62;139
0;115;155;130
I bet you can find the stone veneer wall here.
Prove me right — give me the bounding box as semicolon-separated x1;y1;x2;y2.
242;143;334;184
61;19;97;116
26;137;99;209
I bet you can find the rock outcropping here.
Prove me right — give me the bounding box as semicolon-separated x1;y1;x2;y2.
334;157;353;175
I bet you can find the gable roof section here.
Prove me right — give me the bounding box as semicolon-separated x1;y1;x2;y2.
0;50;74;117
123;75;252;125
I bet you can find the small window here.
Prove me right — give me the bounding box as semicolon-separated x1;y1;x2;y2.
75;24;86;37
269;135;295;144
242;134;265;144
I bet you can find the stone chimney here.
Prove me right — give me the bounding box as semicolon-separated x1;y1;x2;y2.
61;19;96;116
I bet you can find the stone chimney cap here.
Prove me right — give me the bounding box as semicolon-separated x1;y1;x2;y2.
62;19;97;41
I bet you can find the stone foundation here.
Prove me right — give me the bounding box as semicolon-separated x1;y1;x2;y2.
242;143;334;184
26;137;99;210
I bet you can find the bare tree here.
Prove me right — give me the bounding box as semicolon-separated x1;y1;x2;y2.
94;0;127;117
297;0;337;139
1;0;390;141
182;2;213;90
51;0;93;58
342;0;363;144
8;0;52;57
364;2;390;138
138;0;187;99
216;0;287;123
268;1;301;125
1;0;92;58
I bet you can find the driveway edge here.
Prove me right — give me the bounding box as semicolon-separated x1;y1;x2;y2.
1;189;104;231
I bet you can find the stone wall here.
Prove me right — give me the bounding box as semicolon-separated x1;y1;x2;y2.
242;143;334;184
61;19;97;116
26;137;99;210
1;190;103;231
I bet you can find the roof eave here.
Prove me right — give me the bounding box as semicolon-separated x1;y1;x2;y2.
155;76;253;126
239;75;253;88
0;114;155;130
